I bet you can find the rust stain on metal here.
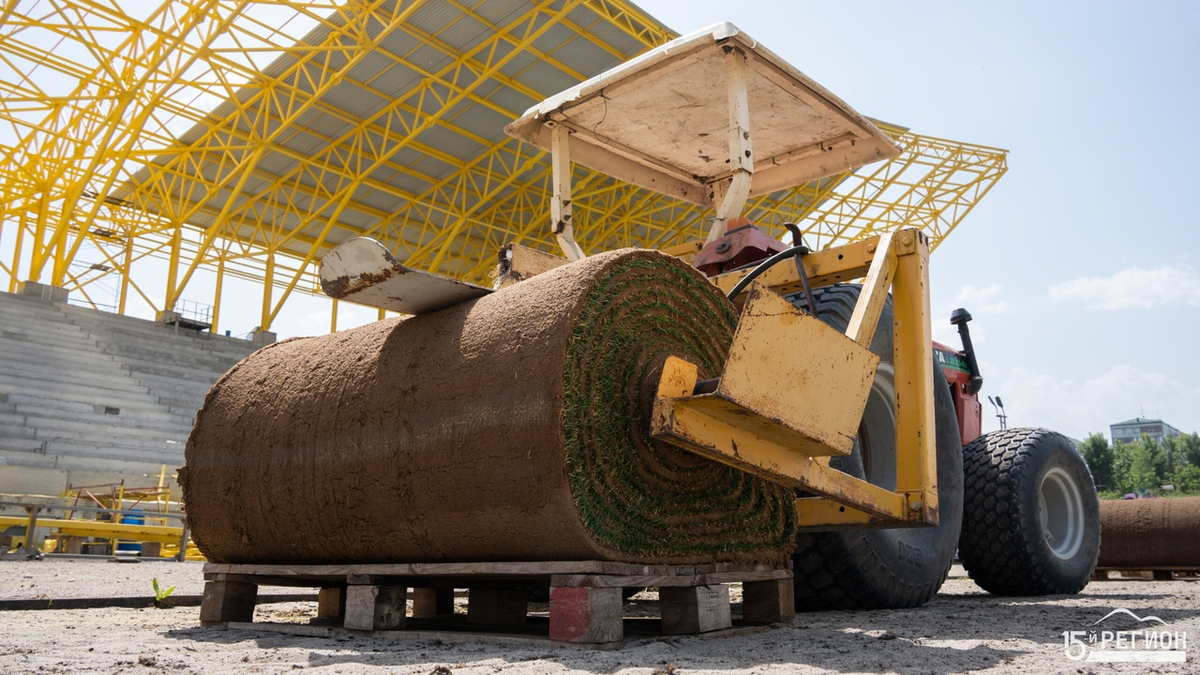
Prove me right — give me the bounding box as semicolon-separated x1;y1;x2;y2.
320;266;406;299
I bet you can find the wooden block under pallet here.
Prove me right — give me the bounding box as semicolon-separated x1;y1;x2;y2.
200;580;258;624
315;587;346;624
412;587;455;618
549;586;623;644
742;577;795;624
660;584;731;635
467;588;527;625
345;585;406;631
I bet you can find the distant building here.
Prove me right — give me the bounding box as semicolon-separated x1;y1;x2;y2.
1110;417;1182;445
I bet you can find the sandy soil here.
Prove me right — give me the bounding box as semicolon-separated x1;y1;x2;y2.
2;559;1198;674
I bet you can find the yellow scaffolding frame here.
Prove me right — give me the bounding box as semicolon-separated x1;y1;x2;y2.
0;0;1006;335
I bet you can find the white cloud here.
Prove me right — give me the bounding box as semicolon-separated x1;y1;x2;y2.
1048;265;1200;310
950;283;1008;316
987;364;1200;440
956;283;1003;304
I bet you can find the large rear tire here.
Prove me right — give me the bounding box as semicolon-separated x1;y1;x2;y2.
958;428;1100;595
786;285;964;610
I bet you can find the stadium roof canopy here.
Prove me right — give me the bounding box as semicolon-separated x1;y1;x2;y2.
1;0;1007;331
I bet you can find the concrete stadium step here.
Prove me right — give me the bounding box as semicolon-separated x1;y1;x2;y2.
0;337;119;364
0;446;59;469
67;312;222;346
7;398;191;428
0;296;81;323
2;413;189;443
1;331;104;356
120;360;232;387
104;344;238;374
2;320;99;344
0;302;92;325
0;421;39;440
5;393;124;416
5;436;187;467
88;328;255;370
125;371;215;397
0;379;162;412
0;379;152;410
0;408;177;439
0;362;150;398
0;446;180;475
0;290;258;477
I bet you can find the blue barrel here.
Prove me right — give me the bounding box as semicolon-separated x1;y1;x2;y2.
117;509;144;553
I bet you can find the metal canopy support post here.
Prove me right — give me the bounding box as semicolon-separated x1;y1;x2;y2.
707;45;754;243
550;124;585;261
891;230;937;523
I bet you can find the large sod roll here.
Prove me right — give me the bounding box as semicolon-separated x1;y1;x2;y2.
1097;497;1200;569
180;249;795;565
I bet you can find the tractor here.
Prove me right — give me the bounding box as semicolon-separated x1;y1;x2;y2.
196;22;1101;615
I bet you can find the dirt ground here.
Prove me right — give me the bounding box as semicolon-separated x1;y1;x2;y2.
2;558;1197;674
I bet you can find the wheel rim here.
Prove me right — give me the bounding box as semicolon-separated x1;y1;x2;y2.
1038;466;1085;560
858;363;896;490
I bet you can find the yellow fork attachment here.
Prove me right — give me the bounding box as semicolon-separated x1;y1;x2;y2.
652;227;937;529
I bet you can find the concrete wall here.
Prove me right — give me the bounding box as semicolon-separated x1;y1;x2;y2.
0;291;259;497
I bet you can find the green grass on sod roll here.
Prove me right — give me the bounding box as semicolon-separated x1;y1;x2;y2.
563;257;796;559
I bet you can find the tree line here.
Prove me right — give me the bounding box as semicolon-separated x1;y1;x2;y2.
1078;431;1200;498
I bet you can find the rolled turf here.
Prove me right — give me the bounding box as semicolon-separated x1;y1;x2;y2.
180;249;795;565
1097;496;1200;569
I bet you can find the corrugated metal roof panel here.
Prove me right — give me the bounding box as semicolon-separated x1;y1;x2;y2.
546;33;625;76
511;58;576;97
116;0;686;277
322;81;388;121
346;50;394;86
413;124;487;159
443;100;511;143
473;0;536;30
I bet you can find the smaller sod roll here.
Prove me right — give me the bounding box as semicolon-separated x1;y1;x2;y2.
1097;496;1200;569
180;249;796;565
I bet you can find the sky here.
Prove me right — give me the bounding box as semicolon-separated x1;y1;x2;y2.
628;0;1200;441
4;1;1196;442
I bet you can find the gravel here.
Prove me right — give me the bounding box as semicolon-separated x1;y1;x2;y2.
2;559;1197;674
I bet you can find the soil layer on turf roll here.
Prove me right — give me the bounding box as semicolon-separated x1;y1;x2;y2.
1097;496;1200;568
180;249;795;565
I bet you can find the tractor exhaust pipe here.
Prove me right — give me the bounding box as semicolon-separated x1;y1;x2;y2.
950;308;984;395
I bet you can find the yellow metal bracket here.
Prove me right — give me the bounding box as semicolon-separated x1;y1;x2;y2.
654;227;937;528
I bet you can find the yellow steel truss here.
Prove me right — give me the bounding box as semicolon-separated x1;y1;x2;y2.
0;0;1006;335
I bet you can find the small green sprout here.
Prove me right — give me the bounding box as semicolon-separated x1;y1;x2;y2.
152;578;176;606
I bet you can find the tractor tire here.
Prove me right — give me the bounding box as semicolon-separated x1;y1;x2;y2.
958;428;1100;595
785;284;964;610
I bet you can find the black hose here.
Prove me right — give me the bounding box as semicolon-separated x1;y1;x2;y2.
725;245;807;302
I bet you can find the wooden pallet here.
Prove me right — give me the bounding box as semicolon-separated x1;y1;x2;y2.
1092;567;1200;581
200;560;793;646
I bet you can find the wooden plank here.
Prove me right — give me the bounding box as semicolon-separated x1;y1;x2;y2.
205;573;340;587
845;231;896;347
496;243;568;288
467;588;527;626
316;587;346;622
660;585;731;635
199;580;258;625
742;578;795;625
549;586;623;644
344;585;406;631
203;560;656;579
0;593;313;612
319;237;490;314
412;588;455;618
550;569;791;588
